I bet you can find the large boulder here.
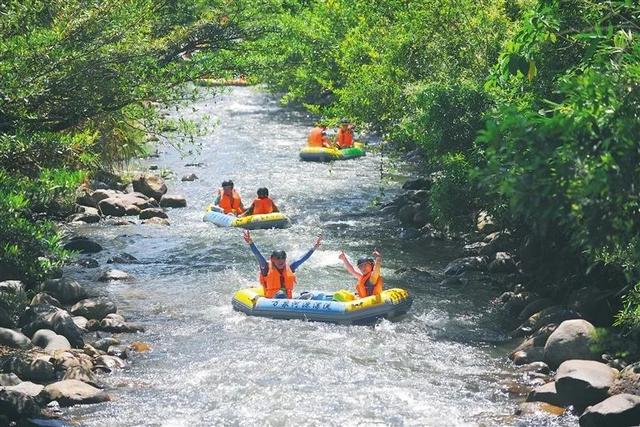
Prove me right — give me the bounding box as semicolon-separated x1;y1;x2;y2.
4;356;56;383
90;189;120;204
0;328;32;349
131;174;167;201
518;298;556;321
4;381;45;397
511;347;545;366
70;298;116;320
119;192;157;210
63;366;100;388
555;360;617;410
62;236;102;254
76;189;97;208
139;208;168;220
41;380;110;406
67;206;101;223
20;307;84;348
159;194;186;208
39;278;87;304
0;373;22;386
579;393;640;427
544;319;599;369
397;204;419;224
98;197;126;217
526;381;567;407
0;389;41;420
513;306;580;337
444;256;488;276
31;329;71;352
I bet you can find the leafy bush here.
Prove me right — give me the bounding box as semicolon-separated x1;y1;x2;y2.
429;154;474;232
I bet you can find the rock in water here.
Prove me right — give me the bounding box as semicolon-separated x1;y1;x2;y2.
159;194;187;208
42;380;110;406
131;174;167;201
98;269;132;282
579;393;640;427
555;360;617;410
70;298;117;320
0;389;41;420
63;236;103;254
39;278;88;304
181;173;198;181
139;208;168;220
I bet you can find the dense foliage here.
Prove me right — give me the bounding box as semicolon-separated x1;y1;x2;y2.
0;0;273;286
245;0;640;331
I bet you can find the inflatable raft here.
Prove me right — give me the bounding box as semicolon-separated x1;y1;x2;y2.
232;287;412;325
203;208;291;229
299;142;366;162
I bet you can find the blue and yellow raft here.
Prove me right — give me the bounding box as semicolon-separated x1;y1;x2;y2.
203;207;291;229
299;142;366;162
232;287;412;325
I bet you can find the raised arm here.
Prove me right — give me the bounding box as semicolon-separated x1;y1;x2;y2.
243;230;268;275
370;249;382;283
338;251;362;279
290;234;322;272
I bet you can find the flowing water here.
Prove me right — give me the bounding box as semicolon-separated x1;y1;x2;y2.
63;86;576;426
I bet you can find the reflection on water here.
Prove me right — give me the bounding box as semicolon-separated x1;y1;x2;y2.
64;87;576;426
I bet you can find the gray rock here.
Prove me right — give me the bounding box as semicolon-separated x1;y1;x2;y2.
125;205;141;216
0;328;32;349
444;256;488;276
4;357;56;383
104;313;125;323
98;197;126;217
0;306;14;329
73;258;99;268
63;366;100;388
67;208;101;224
579;393;640;427
62;237;103;254
42;380;110;406
0;374;22;386
514;306;580;337
555;360;617;410
72;316;88;331
526;381;567;407
160;194;187;208
544;319;599;369
107;345;128;359
21;307;84;348
93;337;121;352
139;207;168;220
142;217;170;226
131;174;167;201
32;329;71;352
515;401;566;416
39;278;88;304
610;362;640;396
76;190;97;208
90;189;120;204
512;324;558;355
181;173;198;181
70;298;117;320
488;252;518;274
412;210;430;228
93;355;126;372
30;292;61;307
0;389;41;419
99;318;144;333
107;252;139;264
98;269;131;282
476;210;497;234
4;381;45;397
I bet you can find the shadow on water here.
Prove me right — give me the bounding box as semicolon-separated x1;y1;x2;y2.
63;86;577;426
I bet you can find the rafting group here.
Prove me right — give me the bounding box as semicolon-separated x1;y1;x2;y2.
203;120;412;324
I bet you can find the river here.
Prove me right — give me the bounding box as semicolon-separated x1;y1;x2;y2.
63;86;576;426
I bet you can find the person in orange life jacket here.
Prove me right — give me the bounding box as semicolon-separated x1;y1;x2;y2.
213;180;245;215
240;187;279;217
335;118;354;149
338;249;383;298
243;229;322;299
307;123;331;148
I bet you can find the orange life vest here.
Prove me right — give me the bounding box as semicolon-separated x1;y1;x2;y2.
356;272;383;298
307;127;327;147
252;197;274;215
336;128;354;149
218;189;243;214
259;261;296;298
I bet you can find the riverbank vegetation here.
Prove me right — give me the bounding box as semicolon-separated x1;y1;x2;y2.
242;1;640;337
0;0;272;287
